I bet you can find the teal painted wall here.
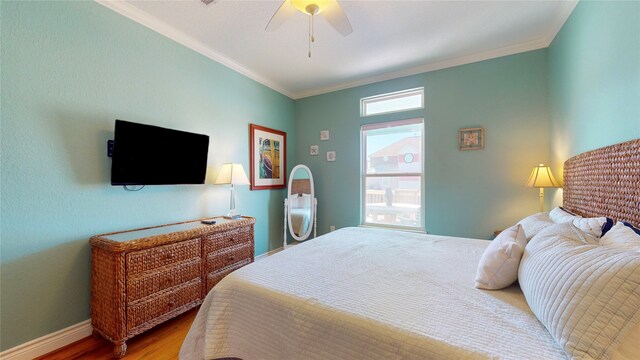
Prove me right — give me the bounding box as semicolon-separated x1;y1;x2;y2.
4;0;638;353
0;1;294;350
295;50;550;240
548;0;640;206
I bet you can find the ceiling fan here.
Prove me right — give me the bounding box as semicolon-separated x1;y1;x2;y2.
266;0;353;58
201;0;353;57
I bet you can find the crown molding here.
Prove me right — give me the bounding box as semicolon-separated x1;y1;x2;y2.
96;0;578;100
295;0;578;100
543;0;579;46
293;38;549;99
95;0;295;99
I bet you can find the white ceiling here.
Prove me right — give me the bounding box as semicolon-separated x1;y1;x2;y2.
98;0;577;99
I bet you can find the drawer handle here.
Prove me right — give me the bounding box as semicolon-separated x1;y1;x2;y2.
165;253;175;260
227;238;235;243
227;256;235;261
167;301;175;308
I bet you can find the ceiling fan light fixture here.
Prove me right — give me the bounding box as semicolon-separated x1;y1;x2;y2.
291;0;329;15
265;0;353;58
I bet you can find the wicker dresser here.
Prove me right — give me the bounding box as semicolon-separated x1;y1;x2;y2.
90;216;255;358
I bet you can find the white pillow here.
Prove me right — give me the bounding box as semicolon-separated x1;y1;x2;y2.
475;224;527;290
519;222;640;360
549;207;610;238
549;206;577;223
612;322;640;360
529;222;599;246
300;193;312;208
572;216;609;238
570;224;600;245
289;194;300;208
600;222;640;251
517;212;554;241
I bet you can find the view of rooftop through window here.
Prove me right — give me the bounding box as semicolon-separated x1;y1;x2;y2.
362;119;423;229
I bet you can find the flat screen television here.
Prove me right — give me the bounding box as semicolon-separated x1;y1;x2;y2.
111;120;209;185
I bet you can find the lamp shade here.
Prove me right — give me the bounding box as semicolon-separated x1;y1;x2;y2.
214;163;250;185
525;164;561;188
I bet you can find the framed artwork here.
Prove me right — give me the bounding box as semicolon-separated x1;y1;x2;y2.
326;151;336;162
250;124;287;190
458;127;484;151
310;145;319;156
320;130;330;141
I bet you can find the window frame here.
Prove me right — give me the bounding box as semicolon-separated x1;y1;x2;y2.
360;118;425;232
360;87;424;117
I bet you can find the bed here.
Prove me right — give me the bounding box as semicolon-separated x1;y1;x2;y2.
180;139;640;360
289;207;310;236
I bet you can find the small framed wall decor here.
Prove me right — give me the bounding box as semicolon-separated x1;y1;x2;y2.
320;130;330;141
310;145;319;156
326;151;336;162
458;127;484;151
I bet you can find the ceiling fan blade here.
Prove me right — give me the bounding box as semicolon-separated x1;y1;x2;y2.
265;1;297;32
321;0;353;36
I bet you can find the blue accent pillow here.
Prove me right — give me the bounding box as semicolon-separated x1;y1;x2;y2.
601;218;615;237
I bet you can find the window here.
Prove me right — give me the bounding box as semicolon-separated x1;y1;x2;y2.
360;88;424;117
362;118;424;230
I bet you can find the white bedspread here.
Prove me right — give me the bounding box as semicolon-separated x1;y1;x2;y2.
290;208;310;236
180;227;565;360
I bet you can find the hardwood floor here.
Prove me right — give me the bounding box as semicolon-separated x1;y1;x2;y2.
37;308;198;360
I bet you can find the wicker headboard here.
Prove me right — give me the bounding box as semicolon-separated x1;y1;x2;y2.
563;138;640;227
291;179;311;196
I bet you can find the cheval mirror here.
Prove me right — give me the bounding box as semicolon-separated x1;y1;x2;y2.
284;164;317;248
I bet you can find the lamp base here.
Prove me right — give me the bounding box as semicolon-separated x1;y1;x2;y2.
223;215;243;220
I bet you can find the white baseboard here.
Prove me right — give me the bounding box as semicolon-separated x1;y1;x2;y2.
255;245;285;261
0;320;93;360
254;242;304;260
1;246;286;359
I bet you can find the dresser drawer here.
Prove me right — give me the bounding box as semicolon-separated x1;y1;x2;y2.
206;259;251;293
91;217;255;358
126;278;201;332
205;225;253;252
126;239;201;275
206;243;252;273
126;258;201;302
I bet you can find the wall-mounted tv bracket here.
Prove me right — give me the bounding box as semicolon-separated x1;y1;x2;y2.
106;139;144;191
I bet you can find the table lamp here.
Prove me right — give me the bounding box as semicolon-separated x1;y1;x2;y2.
525;164;561;212
215;163;250;219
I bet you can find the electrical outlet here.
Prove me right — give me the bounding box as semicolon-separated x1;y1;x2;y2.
330;226;336;232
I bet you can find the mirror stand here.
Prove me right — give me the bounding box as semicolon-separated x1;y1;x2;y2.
283;164;317;249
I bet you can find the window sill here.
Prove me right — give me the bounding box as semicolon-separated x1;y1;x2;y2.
359;223;427;234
